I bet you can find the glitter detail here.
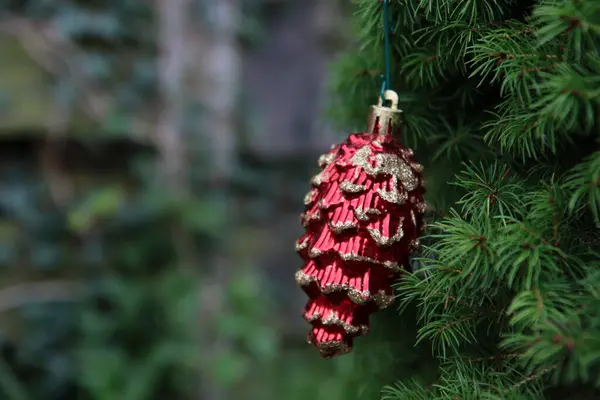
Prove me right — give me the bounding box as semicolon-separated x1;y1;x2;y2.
353;206;382;222
311;170;328;186
411;163;424;173
326;285;370;304
306;311;367;335
328;221;357;234
340;181;366;193
304;189;316;205
295;237;309;252
308;337;351;358
351;145;419;191
373;291;395;309
301;210;321;227
368;218;405;246
402;148;414;157
337;251;400;272
297;283;395;310
295;270;313;286
410;238;421;250
323;311;366;335
297;127;426;359
377;176;408;204
295;270;378;306
308;248;324;258
318;151;337;168
318;198;337;210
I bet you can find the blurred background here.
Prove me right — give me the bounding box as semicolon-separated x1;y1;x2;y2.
0;0;422;399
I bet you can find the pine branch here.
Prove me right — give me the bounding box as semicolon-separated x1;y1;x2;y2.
452;161;525;219
564;151;600;223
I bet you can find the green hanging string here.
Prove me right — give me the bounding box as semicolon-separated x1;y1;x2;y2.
381;0;392;102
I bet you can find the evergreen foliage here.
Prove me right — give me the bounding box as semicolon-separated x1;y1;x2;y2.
0;1;289;399
329;0;600;398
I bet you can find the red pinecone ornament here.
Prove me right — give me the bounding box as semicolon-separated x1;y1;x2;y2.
295;91;426;358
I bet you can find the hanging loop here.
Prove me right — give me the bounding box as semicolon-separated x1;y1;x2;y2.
368;90;402;136
377;90;399;109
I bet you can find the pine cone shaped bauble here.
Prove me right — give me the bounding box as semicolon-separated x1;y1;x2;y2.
295;91;427;358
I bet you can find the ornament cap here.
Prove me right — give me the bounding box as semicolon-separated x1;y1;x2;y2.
367;90;403;136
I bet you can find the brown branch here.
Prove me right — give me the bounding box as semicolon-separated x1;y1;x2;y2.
438;315;476;335
0;16;153;140
0;281;86;313
520;224;551;247
547;193;560;245
505;365;558;393
467;353;520;363
355;69;382;77
0;17;108;118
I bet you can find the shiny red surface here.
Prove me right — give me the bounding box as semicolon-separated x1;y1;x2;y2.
296;130;425;358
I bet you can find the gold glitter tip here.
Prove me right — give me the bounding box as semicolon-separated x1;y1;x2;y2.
367;217;405;247
295;237;309;252
350;145;419;191
295;271;374;305
353;206;382;222
311;170;328;186
411;162;424;173
301;210;321;227
339;181;366;194
296;272;395;310
308;337;351;358
377;176;408;204
304;189;316;205
318;151;337;168
307;249;400;272
328;220;357;234
373;291;395;309
338;251;401;272
306;311;368;335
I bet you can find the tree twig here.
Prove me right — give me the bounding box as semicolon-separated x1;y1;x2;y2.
0;281;86;313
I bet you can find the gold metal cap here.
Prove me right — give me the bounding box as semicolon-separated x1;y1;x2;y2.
366;90;402;136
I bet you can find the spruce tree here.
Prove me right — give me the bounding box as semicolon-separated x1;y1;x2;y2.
326;0;600;398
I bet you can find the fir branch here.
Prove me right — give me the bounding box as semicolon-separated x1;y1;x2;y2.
506;282;579;330
335;0;600;395
413;21;488;72
452;161;525;219
533;0;600;61
467;353;520;363
482;99;564;159
417;313;479;358
382;359;545;399
502;365;558;395
492;218;569;290
402;47;448;87
469;23;540;86
431;120;487;162
564;151;600;223
413;0;512;25
426;212;497;285
523;178;573;244
531;63;600;133
502;272;600;383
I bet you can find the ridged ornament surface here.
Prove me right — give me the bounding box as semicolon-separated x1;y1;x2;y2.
295;130;426;358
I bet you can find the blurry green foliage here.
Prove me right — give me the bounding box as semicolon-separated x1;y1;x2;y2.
0;1;377;400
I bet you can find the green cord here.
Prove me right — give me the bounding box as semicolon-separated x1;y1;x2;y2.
382;0;392;101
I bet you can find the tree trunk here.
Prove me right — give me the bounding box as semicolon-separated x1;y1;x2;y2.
195;1;241;399
156;0;188;194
